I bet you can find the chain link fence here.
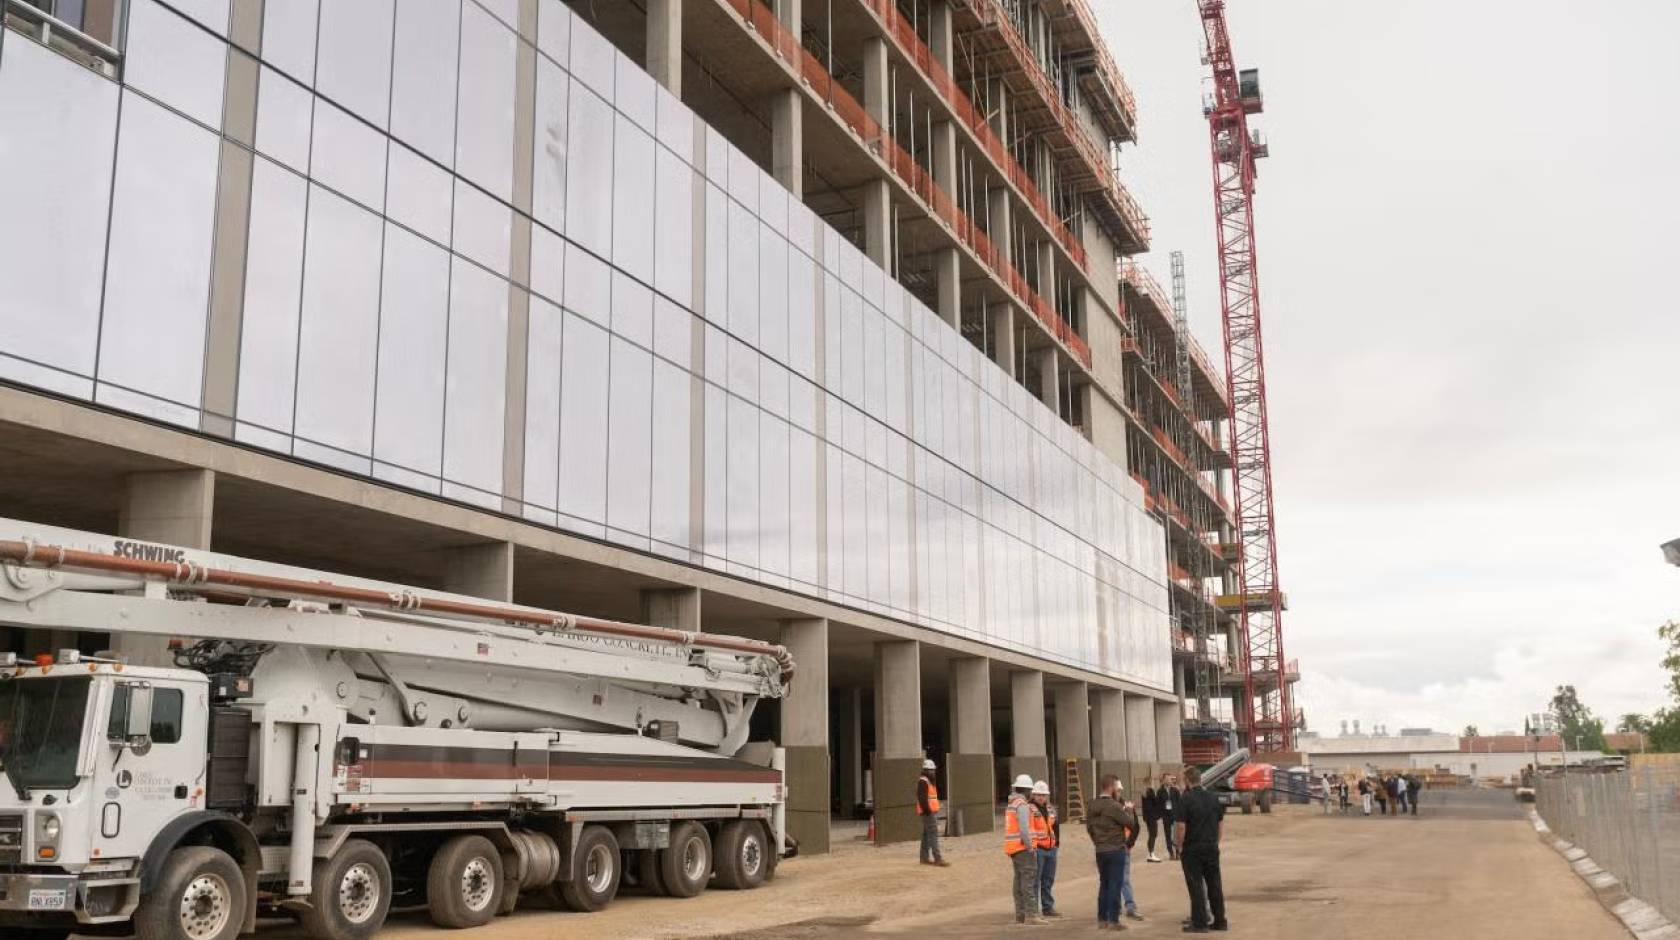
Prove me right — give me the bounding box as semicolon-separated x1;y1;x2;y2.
1535;762;1680;925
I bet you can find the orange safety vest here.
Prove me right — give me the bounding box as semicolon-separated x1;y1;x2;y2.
1003;795;1030;855
1030;803;1056;850
915;778;941;815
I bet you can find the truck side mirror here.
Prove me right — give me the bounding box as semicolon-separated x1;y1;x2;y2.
109;682;154;749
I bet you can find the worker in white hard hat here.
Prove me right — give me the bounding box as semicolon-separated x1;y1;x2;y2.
916;757;949;866
1003;773;1044;924
1030;780;1062;917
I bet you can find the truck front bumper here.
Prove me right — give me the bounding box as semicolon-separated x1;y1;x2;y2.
0;870;138;925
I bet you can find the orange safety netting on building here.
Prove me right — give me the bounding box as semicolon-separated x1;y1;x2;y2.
722;0;1092;368
960;0;1150;247
859;0;1088;273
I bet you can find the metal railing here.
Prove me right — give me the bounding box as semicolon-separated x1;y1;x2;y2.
4;0;124;76
1536;764;1680;926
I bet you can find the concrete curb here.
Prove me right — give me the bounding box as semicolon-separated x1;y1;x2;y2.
1529;810;1680;940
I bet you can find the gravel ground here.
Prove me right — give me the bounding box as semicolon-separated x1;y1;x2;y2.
256;790;1627;940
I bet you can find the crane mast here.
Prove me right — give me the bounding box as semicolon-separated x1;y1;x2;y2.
1197;0;1294;752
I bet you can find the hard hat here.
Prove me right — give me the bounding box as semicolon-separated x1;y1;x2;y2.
922;758;936;771
1032;780;1050;796
1013;773;1035;790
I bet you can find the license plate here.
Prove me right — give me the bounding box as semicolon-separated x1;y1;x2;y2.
27;888;69;910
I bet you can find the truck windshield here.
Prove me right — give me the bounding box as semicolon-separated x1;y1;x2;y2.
0;676;92;793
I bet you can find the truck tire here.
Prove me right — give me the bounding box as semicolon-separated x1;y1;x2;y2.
300;839;392;940
636;848;667;896
558;825;621;913
659;821;711;898
134;845;246;940
1240;793;1254;815
712;820;769;890
1259;790;1274;814
426;835;503;929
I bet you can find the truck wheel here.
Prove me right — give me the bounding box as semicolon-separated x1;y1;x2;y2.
300;839;392;940
660;821;711;898
1240;793;1254;815
135;845;246;940
426;835;503;929
636;848;667;896
1260;790;1274;814
712;820;769;890
761;822;779;883
559;825;621;913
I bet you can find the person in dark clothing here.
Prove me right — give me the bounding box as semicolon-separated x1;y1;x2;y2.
1383;775;1399;816
1174;767;1227;934
1160;775;1182;860
1404;773;1422;815
1087;775;1143;930
915;758;949;866
1372;776;1389;816
1141;775;1166;863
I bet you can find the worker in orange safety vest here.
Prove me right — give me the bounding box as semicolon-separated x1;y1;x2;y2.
1004;773;1045;925
916;758;950;866
1031;779;1062;917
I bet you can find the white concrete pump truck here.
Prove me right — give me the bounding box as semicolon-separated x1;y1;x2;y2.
0;519;795;940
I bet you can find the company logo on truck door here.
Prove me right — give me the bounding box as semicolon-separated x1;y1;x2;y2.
112;539;187;563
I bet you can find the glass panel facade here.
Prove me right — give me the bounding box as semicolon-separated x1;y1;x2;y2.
0;8;1171;690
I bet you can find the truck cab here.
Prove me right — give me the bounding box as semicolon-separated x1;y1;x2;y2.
0;653;210;932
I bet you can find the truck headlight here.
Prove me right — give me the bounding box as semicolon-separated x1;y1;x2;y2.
40;815;60;841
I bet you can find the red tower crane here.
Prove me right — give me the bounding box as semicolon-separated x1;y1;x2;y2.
1197;0;1295;752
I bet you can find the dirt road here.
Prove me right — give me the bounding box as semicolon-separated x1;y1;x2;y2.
275;789;1628;939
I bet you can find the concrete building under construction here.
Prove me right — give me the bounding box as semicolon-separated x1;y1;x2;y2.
0;0;1183;849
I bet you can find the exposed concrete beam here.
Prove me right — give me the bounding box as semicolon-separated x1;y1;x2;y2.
648;0;682;95
771;88;802;197
862;179;892;270
640;586;702;630
934;249;960;329
444;541;515;601
929;1;954;73
117;469;215;663
1035;346;1059;414
990;303;1016;377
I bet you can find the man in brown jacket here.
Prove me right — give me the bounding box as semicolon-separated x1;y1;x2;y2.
1086;775;1143;929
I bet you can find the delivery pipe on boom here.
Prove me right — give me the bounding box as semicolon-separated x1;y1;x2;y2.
0;538;795;683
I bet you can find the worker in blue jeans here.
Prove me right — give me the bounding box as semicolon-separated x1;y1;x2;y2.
1087;773;1144;928
1031;780;1061;916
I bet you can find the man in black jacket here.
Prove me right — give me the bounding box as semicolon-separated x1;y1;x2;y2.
1087;775;1144;929
1175;767;1227;933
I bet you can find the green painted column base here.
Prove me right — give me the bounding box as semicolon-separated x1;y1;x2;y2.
872;757;925;845
1007;755;1050;792
945;752;995;835
784;744;831;854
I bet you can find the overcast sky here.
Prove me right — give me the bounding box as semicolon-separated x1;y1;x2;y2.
1098;1;1680;737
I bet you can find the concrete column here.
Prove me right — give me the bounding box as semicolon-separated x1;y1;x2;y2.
987;78;1008;142
1008;669;1047;786
863;37;888;129
837;687;865;816
987;186;1013;261
873;639;923;844
1052;681;1092;819
934;249;960;329
771;88;802;197
990;303;1016;377
1034;239;1055;301
1124;692;1159;796
1155;700;1184;766
929;1;954;72
1035;347;1060;413
1091;688;1127;760
640;586;701;630
117;469;215;663
443;541;515;601
647;0;682;95
862;179;892;270
946;656;994;833
780;619;830;853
